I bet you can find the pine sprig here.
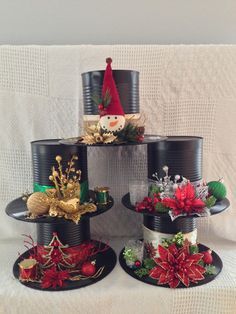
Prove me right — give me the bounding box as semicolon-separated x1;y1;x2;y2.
134;258;156;278
91;94;102;106
117;122;143;142
103;89;111;108
91;89;111;109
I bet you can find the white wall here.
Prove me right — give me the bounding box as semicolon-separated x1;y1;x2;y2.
0;0;235;44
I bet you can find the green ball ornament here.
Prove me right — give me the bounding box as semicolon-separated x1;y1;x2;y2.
207;181;227;201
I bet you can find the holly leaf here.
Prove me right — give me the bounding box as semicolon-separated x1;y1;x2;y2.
205;196;217;208
143;258;156;270
155;202;169;213
117;123;141;142
149;184;161;197
205;265;217;275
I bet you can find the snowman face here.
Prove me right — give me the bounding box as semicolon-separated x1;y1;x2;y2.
99;115;125;132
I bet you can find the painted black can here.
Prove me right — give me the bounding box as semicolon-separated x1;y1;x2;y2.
143;215;196;234
36;220;90;246
82;70;139;115
31;139;88;186
147;136;203;182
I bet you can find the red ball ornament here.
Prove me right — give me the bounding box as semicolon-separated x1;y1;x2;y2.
136;135;144;143
81;261;96;277
135;260;141;268
202;250;213;265
98;104;104;111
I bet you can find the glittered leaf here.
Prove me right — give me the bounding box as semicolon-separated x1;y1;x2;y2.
103;133;117;144
158;245;168;262
176;270;190;287
169;277;180;288
187;253;204;264
159;261;171;271
188;265;205;280
158;271;169;285
149;266;163;279
168;243;178;256
194;263;206;274
167;252;175;264
176;251;186;263
80;135;96;145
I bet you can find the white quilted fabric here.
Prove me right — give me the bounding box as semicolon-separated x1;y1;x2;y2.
0;45;236;314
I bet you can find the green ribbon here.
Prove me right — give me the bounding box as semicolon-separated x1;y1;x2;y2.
34;183;53;193
80;180;89;203
33;180;89;203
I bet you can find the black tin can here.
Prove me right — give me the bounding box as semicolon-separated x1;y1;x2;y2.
36;220;90;246
82;70;139;116
31;139;88;202
147;136;203;182
143;215;196;234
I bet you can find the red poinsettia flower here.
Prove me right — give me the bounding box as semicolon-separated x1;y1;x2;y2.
161;182;205;216
41;266;69;289
149;244;206;288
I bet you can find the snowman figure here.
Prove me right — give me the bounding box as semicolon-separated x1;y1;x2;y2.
98;58;126;133
99;112;125;133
